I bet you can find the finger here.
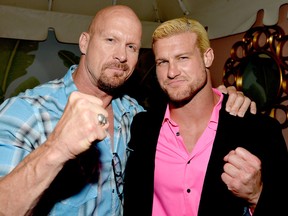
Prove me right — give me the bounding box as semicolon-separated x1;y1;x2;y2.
250;101;257;114
227;92;246;116
221;172;232;186
217;84;228;94
226;85;237;94
226;147;261;171
68;92;109;140
223;150;236;162
87;122;109;142
79;109;109;148
224;86;244;115
224;91;238;114
70;91;104;106
70;91;109;119
224;149;247;170
221;169;242;192
223;162;239;177
234;147;261;167
234;97;251;117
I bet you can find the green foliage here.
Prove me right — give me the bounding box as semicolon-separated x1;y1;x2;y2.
58;50;80;68
9;77;40;97
0;38;39;103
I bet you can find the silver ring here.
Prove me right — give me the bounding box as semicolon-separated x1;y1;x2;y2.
97;113;107;126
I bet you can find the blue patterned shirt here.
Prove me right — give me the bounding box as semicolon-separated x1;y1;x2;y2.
0;65;144;215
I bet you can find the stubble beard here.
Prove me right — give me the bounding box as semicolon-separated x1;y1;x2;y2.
98;73;127;94
166;73;208;107
98;62;131;94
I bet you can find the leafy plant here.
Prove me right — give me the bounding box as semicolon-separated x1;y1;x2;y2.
58;50;80;68
0;38;39;103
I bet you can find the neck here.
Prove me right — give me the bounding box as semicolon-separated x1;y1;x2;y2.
169;88;219;153
169;87;218;127
72;66;113;109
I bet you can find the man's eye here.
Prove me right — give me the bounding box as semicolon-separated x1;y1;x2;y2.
156;60;166;66
179;56;188;60
128;45;137;52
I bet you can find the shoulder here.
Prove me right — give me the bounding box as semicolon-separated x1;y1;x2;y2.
0;75;69;131
221;108;280;129
219;96;282;141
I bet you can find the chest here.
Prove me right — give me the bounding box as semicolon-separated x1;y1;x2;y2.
179;123;207;153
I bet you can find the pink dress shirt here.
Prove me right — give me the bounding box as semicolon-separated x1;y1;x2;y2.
152;89;223;216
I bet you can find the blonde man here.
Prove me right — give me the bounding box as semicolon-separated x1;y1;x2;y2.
124;18;288;216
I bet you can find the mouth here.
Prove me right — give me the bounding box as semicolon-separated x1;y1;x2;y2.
106;68;127;77
166;79;185;88
105;62;129;71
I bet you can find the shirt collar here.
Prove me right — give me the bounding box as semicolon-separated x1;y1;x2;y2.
64;65;78;97
162;88;223;131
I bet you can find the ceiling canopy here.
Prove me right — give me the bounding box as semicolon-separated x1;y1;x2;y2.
0;0;287;48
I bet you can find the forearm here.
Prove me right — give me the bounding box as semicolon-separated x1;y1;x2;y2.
0;141;67;215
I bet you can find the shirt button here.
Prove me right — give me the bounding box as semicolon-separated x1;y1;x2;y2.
176;132;180;136
187;160;190;164
187;189;191;193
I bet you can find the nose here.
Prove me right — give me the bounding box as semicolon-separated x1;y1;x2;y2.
114;45;127;63
167;62;180;78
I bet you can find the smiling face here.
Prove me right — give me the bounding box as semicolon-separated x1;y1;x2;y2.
153;32;211;103
79;5;142;94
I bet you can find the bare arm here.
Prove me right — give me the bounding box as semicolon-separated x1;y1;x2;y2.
0;92;109;215
0;142;66;215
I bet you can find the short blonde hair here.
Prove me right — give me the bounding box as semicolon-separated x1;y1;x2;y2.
152;17;210;56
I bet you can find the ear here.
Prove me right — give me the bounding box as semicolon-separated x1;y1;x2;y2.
79;32;89;55
203;48;214;68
